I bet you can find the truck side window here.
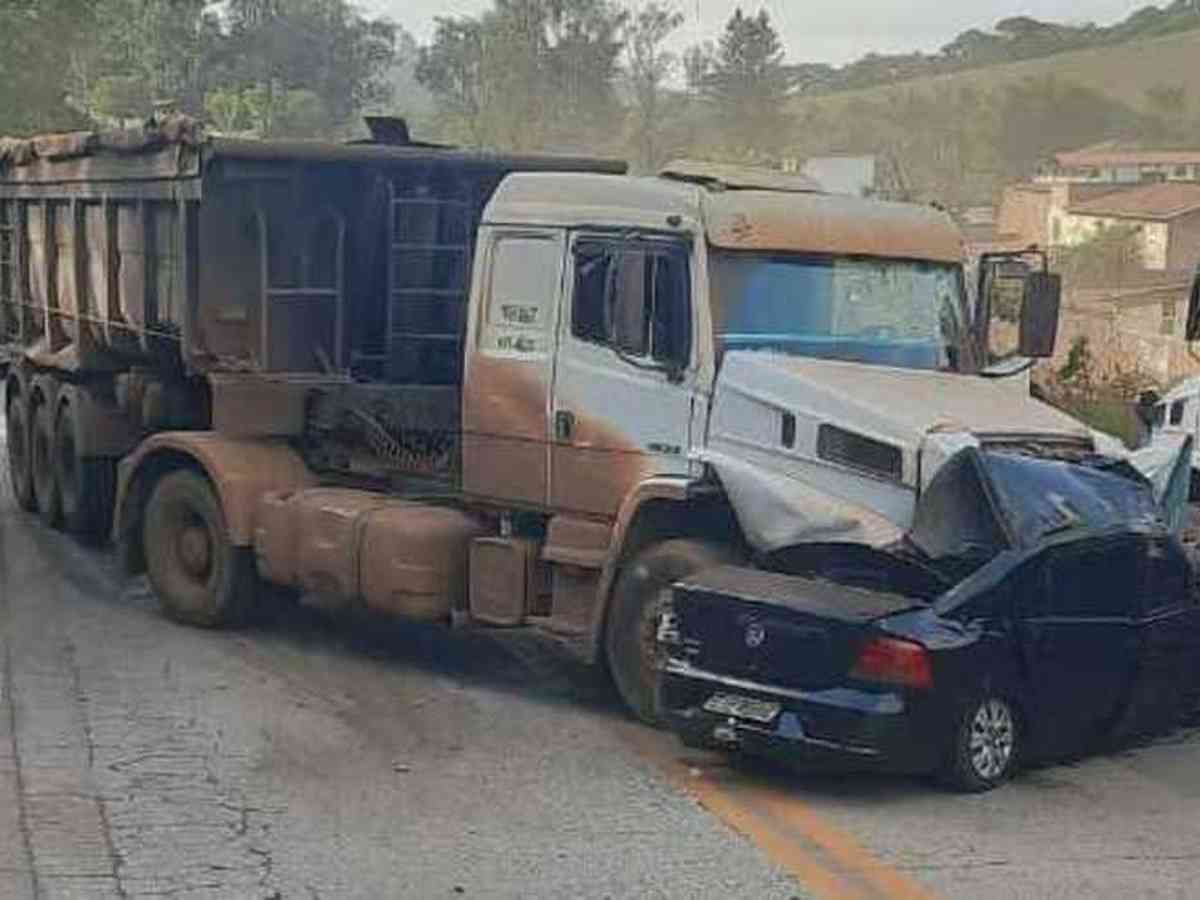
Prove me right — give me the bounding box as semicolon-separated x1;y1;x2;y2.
480;234;561;357
573;242;610;344
1170;399;1185;426
572;238;690;367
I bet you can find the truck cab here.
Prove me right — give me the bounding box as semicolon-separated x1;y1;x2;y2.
462;164;1082;554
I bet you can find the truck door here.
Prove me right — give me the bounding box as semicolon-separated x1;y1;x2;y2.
550;233;697;517
462;228;566;506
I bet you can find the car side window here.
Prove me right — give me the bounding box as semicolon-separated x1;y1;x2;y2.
1140;539;1192;616
1044;540;1140;618
571;237;691;368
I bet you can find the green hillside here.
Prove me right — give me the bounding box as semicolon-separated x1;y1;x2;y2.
796;27;1200;121
789;28;1200;206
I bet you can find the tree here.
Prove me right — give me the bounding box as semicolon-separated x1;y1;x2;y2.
624;2;684;171
71;0;217;125
543;0;628;149
697;8;792;159
0;0;97;134
369;26;435;136
1057;335;1095;394
415;17;487;143
417;0;627;152
209;0;396;137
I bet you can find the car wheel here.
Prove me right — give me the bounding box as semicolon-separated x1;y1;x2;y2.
605;539;736;725
944;695;1021;792
144;469;255;628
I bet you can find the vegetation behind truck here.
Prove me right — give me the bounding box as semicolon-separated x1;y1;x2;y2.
2;122;1077;721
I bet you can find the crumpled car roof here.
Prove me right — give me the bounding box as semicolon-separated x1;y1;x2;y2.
910;447;1166;566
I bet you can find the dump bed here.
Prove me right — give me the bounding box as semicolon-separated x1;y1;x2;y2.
0;120;624;384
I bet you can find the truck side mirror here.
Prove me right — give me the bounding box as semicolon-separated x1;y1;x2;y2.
1018;271;1061;358
1186;266;1200;341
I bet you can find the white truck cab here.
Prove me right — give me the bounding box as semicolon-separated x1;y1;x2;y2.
463;164;1087;559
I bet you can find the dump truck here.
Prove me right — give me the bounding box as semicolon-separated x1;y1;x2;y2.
4;118;1105;722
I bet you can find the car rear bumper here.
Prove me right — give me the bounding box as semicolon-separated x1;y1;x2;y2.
661;660;942;774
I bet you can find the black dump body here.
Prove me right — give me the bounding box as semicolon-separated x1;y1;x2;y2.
0;118;625;486
0;119;625;386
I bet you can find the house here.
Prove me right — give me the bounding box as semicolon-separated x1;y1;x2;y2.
1050;270;1199;386
1053;182;1200;271
995;182;1054;249
1036;142;1200;185
993;181;1140;250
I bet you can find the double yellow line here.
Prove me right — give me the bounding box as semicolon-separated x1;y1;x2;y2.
620;723;938;900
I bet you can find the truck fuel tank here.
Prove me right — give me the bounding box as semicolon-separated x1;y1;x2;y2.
254;489;487;621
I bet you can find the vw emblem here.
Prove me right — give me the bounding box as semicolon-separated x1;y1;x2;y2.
744;621;766;649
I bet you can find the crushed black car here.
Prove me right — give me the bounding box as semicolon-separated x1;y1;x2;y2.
659;444;1200;791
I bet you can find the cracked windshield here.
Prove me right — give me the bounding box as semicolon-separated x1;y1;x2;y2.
3;1;1200;898
713;254;965;370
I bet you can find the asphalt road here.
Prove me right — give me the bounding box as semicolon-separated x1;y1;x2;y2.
5;409;1200;900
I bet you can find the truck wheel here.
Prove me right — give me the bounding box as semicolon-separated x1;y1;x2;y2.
144;469;255;628
5;392;36;511
54;399;116;539
942;694;1022;793
31;401;62;527
605;539;736;724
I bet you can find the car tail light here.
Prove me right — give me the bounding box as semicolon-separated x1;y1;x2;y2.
850;636;933;690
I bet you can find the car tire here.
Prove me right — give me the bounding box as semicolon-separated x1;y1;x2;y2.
5;390;36;512
605;539;737;725
144;469;255;628
943;694;1021;793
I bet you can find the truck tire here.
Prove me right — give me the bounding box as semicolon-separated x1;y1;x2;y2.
54;399;116;539
31;400;62;528
144;469;255;628
5;391;36;511
605;539;737;724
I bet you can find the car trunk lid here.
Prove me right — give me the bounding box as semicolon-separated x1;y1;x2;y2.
669;566;924;691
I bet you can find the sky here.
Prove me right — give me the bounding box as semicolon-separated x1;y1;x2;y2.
360;0;1152;65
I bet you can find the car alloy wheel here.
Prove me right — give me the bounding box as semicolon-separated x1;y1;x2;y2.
944;694;1021;792
969;699;1015;781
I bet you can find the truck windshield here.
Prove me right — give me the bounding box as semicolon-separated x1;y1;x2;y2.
711;252;966;372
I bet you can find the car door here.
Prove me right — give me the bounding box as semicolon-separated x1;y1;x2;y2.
549;232;698;517
1119;538;1199;736
1017;537;1141;754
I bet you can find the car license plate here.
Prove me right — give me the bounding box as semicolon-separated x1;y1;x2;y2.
703;693;782;724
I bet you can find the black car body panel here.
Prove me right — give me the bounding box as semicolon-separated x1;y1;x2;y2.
661;447;1200;778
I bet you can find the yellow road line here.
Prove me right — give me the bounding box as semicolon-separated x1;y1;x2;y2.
619;723;938;900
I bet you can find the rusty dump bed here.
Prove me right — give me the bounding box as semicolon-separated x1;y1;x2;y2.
0;119;624;383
